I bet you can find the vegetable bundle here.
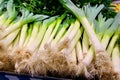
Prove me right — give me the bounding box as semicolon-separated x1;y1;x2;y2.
0;0;120;80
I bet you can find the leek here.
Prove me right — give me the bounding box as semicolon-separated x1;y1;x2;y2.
26;22;41;52
18;24;28;48
0;8;48;39
59;0;104;52
39;20;57;50
82;31;89;55
0;29;20;49
101;13;120;49
52;19;70;45
47;13;66;43
3;0;18;29
112;44;120;80
94;13;113;40
75;41;83;63
107;27;120;55
0;12;8;30
29;16;57;52
23;24;33;48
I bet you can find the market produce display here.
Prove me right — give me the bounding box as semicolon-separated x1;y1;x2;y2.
0;0;120;80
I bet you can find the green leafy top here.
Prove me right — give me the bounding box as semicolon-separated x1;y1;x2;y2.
13;0;116;18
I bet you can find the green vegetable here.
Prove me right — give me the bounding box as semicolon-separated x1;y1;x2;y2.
0;0;120;79
59;0;119;79
14;0;116;18
94;13;113;40
0;8;48;39
107;27;120;55
0;29;20;49
75;41;83;63
18;24;28;48
4;0;18;28
39;20;57;50
101;13;120;49
112;44;120;79
47;13;66;43
59;0;104;53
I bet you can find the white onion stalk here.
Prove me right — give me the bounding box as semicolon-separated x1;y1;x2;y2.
75;41;83;63
0;12;8;30
47;13;66;43
0;29;20;51
23;24;33;48
101;13;120;49
107;27;120;55
18;24;28;48
39;20;57;50
12;33;20;48
112;44;120;79
51;23;69;46
26;22;41;52
82;31;89;55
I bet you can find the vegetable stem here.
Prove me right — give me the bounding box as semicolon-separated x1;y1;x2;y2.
59;0;105;53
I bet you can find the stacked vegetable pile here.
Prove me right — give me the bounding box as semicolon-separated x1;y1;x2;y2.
0;0;120;80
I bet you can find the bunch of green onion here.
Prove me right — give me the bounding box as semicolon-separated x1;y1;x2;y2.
0;0;120;80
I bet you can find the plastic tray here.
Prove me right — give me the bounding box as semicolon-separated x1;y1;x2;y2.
0;71;98;80
0;71;72;80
